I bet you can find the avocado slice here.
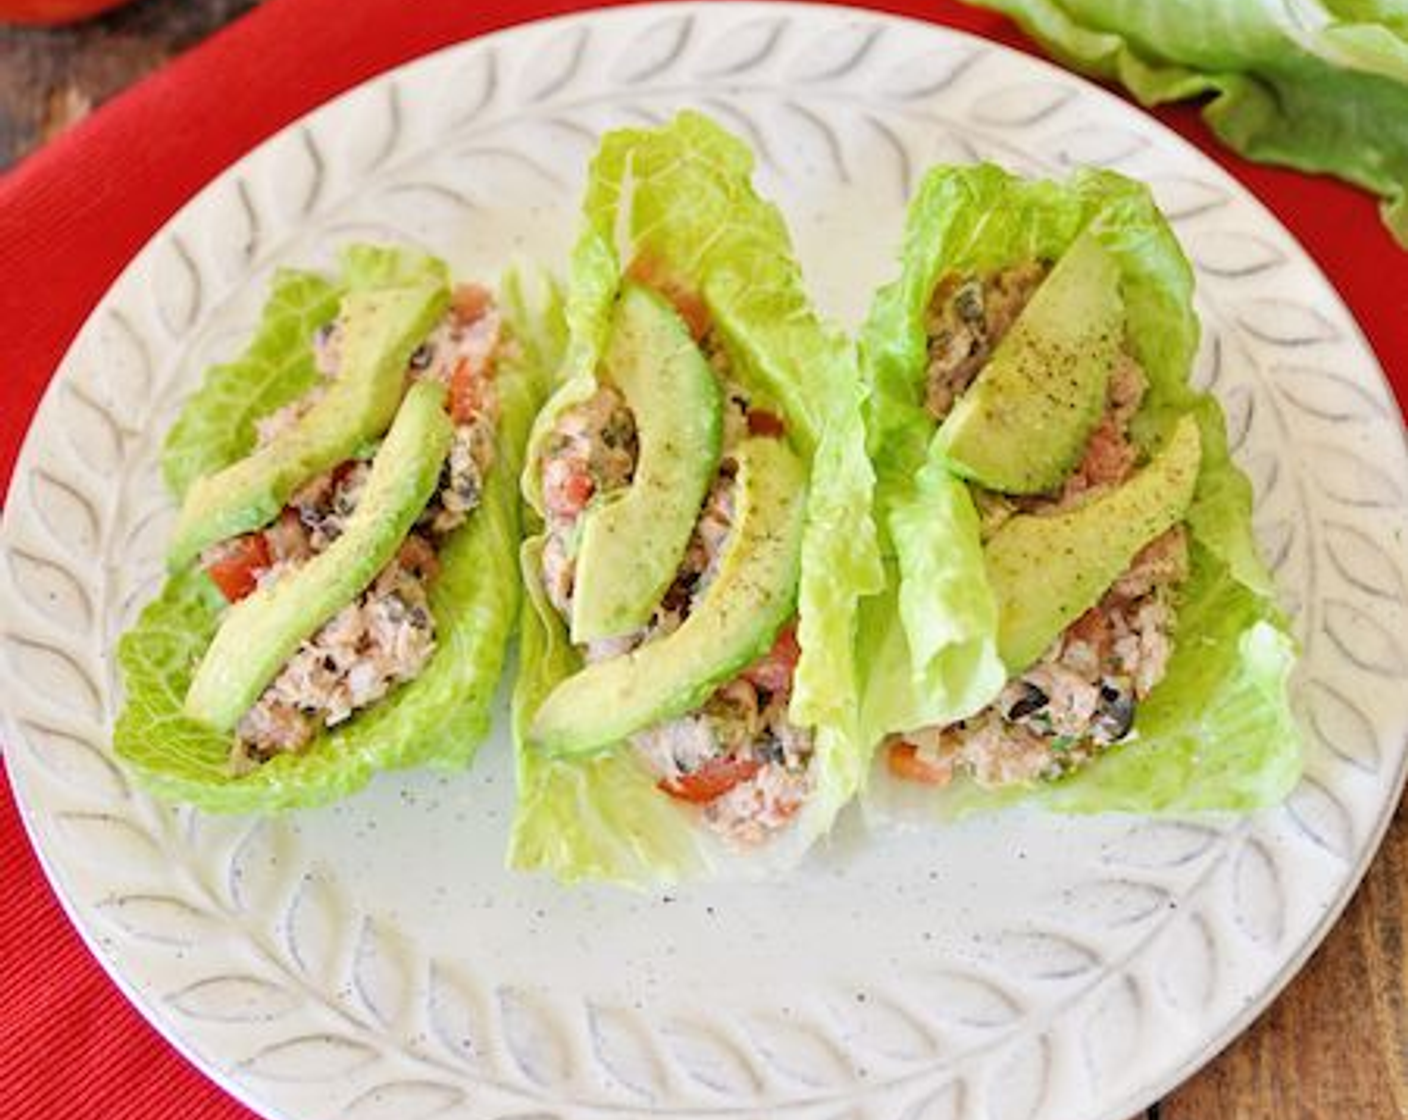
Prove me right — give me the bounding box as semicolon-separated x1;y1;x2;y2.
571;284;724;643
988;414;1202;672
184;380;453;732
936;230;1123;495
530;435;807;756
168;280;449;568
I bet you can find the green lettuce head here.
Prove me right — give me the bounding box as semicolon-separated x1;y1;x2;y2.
114;247;561;812
859;163;1300;819
512;111;883;886
962;0;1408;246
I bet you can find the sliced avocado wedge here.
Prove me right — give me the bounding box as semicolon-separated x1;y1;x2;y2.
988;414;1201;672
570;285;724;643
936;229;1123;495
184;380;453;732
531;436;807;756
169;280;449;568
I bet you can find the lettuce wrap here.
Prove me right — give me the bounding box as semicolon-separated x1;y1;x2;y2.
114;247;560;812
510;112;883;886
860;163;1300;819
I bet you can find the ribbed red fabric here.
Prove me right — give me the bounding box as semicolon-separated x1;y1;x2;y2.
0;1;1403;1118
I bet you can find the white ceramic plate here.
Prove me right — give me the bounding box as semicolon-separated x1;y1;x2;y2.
3;5;1406;1119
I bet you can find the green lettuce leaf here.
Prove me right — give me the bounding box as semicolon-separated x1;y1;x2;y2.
866;541;1300;820
964;0;1408;245
161;270;340;499
114;251;556;812
159;244;453;501
512;112;882;886
508;538;707;884
860;163;1300;817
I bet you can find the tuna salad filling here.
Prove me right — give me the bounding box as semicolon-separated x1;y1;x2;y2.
890;263;1189;788
205;284;504;774
538;281;813;845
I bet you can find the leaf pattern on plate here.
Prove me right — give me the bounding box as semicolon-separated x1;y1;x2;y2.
16;720;126;800
27;469;101;559
1080;975;1143;1091
59;380;128;479
1153;913;1218;1016
913;973;1023;1031
342;1080;467;1120
977;931;1102;982
1285;776;1354;862
901;1080;967;1120
745;1013;856;1087
659;1019;762;1097
1232;839;1287;947
828;992;936;1064
1102;822;1221;871
611;12;694;85
425;962;486;1069
240;1034;381;1081
6;549;93;635
151;234;203;339
983;1035;1050;1120
497;987;572;1090
588;1004;670;1098
970;82;1076;127
349;916;413;1029
95;893;220;946
167;975;299;1023
1301;677;1382;773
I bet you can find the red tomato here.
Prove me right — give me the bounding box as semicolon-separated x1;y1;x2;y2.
204;533;271;603
659;755;763;804
1064;606;1112;658
451;283;493;324
887;742;954;787
397;534;440;582
624;254;711;342
0;0;130;25
542;458;595;518
741;625;800;694
449;357;486;424
746;409;786;438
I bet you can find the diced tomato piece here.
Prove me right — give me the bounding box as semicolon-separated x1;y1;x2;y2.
449;357;488;424
887;742;954;787
741;624;801;695
625;254;711;342
1070;414;1137;493
451;283;493;324
542;459;595;518
397;534;440;582
1064;606;1112;657
746;409;786;438
330;459;359;487
659;755;763;804
205;533;271;602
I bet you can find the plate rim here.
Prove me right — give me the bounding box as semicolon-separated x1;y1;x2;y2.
2;4;1405;1119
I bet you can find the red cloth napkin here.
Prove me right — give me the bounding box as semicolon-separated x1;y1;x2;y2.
1;1;1404;1118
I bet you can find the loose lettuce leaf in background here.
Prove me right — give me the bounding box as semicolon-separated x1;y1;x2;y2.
114;253;558;812
859;163;1299;817
513;112;882;886
964;0;1408;246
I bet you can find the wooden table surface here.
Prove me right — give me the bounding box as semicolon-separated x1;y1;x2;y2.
2;2;1405;1118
